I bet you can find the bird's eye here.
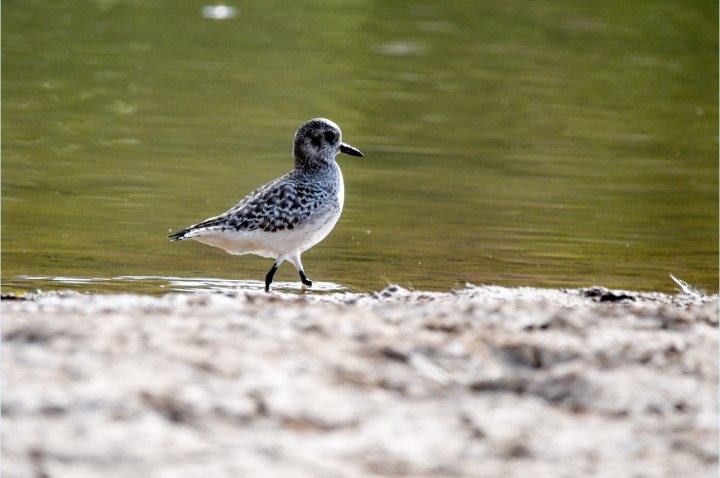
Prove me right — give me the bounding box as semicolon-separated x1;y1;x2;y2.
323;131;337;143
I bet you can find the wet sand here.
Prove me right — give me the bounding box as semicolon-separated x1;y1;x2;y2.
2;285;718;477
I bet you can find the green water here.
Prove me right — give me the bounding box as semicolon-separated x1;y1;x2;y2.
2;0;718;295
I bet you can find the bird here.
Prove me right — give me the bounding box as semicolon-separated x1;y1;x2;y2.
169;118;364;292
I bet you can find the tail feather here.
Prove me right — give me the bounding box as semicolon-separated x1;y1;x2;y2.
169;228;191;241
170;215;228;241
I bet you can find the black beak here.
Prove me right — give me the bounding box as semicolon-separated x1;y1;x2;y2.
340;142;364;157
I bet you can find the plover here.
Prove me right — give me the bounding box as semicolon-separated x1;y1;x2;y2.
169;118;363;291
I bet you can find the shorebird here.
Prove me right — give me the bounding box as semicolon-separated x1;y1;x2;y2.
169;118;363;291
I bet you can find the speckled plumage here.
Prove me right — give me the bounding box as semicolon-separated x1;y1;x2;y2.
179;169;340;235
169;118;363;291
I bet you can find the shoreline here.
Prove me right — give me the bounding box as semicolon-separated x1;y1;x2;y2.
3;284;718;477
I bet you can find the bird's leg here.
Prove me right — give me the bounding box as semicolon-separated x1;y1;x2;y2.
298;270;313;288
265;262;279;292
287;253;312;290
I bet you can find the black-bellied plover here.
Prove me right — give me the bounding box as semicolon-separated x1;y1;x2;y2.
169;118;363;291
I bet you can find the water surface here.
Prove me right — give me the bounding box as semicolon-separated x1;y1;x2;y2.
3;0;717;294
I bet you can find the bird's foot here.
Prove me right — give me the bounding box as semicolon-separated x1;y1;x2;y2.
265;262;279;292
299;270;313;289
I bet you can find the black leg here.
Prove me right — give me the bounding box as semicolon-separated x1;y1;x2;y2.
298;269;312;288
265;262;278;292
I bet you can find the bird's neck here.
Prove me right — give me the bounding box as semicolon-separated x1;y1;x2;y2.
293;149;337;174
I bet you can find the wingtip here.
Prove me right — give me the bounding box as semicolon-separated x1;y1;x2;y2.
168;230;186;241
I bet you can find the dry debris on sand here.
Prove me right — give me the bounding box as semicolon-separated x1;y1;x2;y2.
2;284;718;478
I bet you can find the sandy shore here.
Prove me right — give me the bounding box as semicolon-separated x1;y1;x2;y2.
2;284;718;478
